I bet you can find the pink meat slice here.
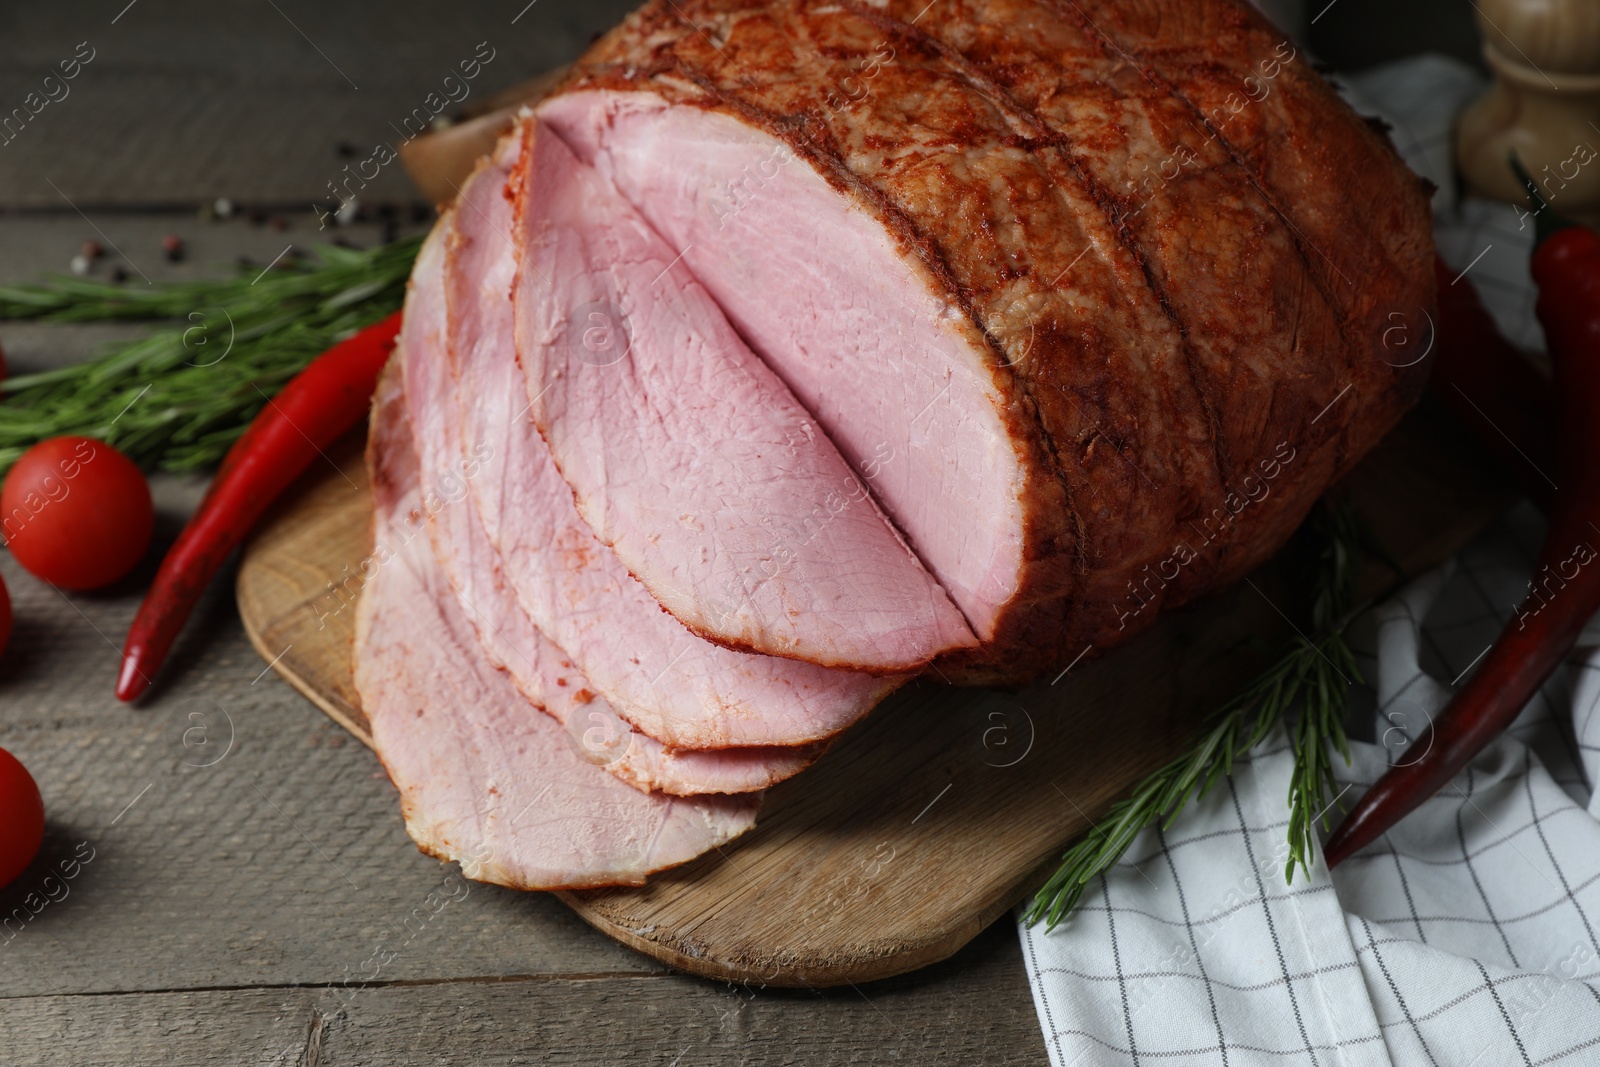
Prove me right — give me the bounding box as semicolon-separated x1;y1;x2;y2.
354;365;759;888
510;119;976;673
400;213;817;794
449;133;903;750
539;90;1030;645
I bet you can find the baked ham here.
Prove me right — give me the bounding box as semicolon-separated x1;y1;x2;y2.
519;0;1432;683
359;0;1433;879
512;123;976;672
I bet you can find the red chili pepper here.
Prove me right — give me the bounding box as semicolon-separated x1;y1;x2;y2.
1325;184;1600;867
1428;254;1556;511
116;311;402;702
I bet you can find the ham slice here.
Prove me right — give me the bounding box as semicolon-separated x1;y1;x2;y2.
353;365;758;887
510;120;976;673
444;133;903;750
399;215;820;794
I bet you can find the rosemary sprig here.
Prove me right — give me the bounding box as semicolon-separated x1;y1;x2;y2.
1025;501;1363;931
0;237;421;474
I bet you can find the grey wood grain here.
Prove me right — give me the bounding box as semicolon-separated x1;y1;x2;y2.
1;920;1040;1066
0;0;636;211
0;204;429;301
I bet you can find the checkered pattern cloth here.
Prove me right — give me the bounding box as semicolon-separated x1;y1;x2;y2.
1018;56;1600;1065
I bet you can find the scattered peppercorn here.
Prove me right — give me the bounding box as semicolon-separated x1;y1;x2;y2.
213;197;235;219
161;234;185;262
81;240;103;260
69;254;91;276
269;216;288;232
109;266;128;283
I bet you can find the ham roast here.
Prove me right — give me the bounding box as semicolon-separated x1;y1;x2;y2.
525;0;1434;682
356;0;1433;884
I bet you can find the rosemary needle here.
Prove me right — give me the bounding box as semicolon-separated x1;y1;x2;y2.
0;237;421;474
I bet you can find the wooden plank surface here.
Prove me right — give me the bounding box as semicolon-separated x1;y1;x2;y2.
235;395;1517;987
3;920;1038;1066
0;0;637;211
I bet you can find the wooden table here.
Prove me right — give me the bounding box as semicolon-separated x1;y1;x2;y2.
0;1;1475;1062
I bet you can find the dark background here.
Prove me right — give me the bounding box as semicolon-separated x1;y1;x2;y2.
1309;0;1481;72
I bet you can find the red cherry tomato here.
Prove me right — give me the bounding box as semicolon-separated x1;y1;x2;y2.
2;436;153;590
0;746;44;889
0;572;11;659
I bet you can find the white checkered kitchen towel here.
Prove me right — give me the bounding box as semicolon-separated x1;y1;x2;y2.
1017;56;1600;1066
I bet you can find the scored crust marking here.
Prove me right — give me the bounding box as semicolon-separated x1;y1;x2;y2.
842;0;1240;565
1038;0;1397;476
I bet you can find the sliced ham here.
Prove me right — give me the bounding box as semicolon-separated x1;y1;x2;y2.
525;0;1432;684
398;218;820;794
359;0;1436;887
443;135;903;751
354;366;758;888
510;120;976;673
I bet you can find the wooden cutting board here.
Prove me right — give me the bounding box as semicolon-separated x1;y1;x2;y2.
236;398;1515;987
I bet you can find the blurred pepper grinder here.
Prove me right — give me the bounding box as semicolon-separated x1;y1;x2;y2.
1456;0;1600;224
